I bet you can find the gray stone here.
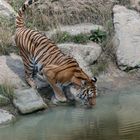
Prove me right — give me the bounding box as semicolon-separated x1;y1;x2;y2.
46;23;104;38
0;0;16;19
58;43;102;76
0;54;27;89
13;88;47;114
0;95;10;106
0;54;48;89
113;5;140;70
0;109;15;125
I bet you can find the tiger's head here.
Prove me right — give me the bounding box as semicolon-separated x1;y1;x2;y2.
77;77;97;107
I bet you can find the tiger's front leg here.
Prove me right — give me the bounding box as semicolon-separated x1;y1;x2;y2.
47;78;67;104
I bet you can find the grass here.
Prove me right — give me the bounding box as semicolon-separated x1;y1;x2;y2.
0;17;17;55
51;32;89;44
7;0;114;30
51;29;107;44
89;29;107;44
0;83;14;101
117;0;130;6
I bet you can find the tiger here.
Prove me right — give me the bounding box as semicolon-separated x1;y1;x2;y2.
15;0;97;107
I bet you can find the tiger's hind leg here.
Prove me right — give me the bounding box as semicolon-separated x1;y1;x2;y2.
25;70;37;89
22;57;37;89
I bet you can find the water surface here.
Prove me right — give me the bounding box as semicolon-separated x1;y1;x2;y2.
0;85;140;140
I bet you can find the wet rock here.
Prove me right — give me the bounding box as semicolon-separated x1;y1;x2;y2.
0;0;16;19
0;109;15;125
13;88;47;114
0;95;10;106
58;43;102;76
113;5;140;70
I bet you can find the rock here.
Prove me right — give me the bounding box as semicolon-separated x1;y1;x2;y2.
46;23;104;38
0;95;10;106
0;109;15;125
0;0;16;19
113;5;140;70
0;54;27;89
0;54;48;89
13;88;47;114
58;43;102;76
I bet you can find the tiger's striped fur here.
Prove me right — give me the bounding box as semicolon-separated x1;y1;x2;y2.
15;0;97;106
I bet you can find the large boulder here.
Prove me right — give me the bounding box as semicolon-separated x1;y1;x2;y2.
0;0;16;19
0;109;15;125
0;54;26;89
58;43;102;76
13;88;47;114
113;5;140;70
0;54;48;89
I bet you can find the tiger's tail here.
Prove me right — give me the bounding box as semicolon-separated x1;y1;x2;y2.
16;0;38;28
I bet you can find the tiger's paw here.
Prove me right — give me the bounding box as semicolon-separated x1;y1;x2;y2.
51;95;67;105
56;95;67;102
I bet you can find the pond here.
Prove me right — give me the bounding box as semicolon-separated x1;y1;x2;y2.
0;84;140;140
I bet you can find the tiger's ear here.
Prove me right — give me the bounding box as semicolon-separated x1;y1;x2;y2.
92;77;97;83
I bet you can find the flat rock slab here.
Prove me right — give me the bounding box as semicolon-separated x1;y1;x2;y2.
0;109;15;125
113;5;140;70
47;23;104;37
13;88;47;114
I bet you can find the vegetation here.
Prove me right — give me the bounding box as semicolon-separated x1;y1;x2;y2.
89;29;107;44
51;29;107;44
51;32;89;44
6;0;114;30
0;17;17;55
117;0;130;6
0;83;14;101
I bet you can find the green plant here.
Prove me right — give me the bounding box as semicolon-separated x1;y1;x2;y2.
51;32;89;44
89;29;107;43
51;32;71;43
72;33;89;44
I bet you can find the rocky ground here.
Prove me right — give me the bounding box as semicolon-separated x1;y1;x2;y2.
0;0;140;125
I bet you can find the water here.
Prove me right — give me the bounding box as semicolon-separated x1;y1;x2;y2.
0;85;140;140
